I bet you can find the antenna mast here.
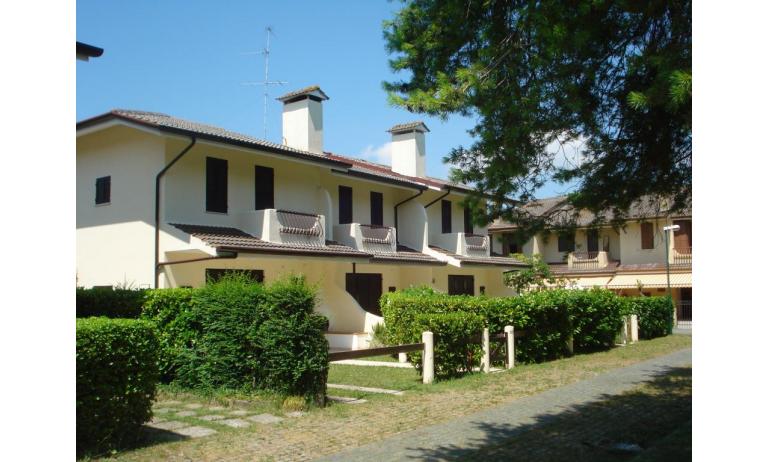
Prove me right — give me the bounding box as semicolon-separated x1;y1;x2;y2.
242;27;288;139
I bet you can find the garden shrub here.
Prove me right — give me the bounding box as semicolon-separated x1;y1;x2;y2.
555;289;625;351
76;287;146;318
76;317;159;455
626;296;674;339
411;312;484;379
140;288;196;382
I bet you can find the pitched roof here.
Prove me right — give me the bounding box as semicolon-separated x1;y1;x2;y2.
276;85;329;102
171;223;370;258
370;245;446;266
77;109;349;168
428;246;528;267
76;41;103;58
387;121;430;134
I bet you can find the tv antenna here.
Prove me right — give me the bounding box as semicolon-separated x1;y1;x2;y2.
242;26;288;139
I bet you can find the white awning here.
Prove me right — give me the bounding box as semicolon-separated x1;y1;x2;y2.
607;272;691;289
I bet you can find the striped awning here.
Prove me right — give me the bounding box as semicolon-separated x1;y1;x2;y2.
607;272;691;289
561;276;613;289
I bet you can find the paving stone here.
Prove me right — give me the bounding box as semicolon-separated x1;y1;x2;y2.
156;400;182;406
184;403;204;409
229;410;250;416
173;426;218;438
247;413;284;424
285;411;305;418
198;414;226;421
327;395;368;405
146;420;187;431
207;405;226;411
176;410;197;417
153;407;174;414
219;418;251;428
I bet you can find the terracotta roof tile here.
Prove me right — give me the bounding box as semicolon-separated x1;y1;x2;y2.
276;85;329;101
428;246;528;267
387;121;430;133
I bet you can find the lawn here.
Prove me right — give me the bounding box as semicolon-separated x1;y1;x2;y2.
98;334;691;462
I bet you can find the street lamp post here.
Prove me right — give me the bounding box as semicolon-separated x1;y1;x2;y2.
663;224;681;327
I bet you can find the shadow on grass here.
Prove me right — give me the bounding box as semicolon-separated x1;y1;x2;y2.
77;426;192;460
406;366;692;462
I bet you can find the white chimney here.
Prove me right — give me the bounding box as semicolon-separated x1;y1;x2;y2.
277;85;329;154
388;121;429;178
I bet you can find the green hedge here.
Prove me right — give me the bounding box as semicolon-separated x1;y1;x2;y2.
76;287;147;318
412;312;484;379
141;274;328;403
76;317;159;455
626;296;674;339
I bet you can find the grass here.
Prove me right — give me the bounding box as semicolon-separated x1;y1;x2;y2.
96;334;691;461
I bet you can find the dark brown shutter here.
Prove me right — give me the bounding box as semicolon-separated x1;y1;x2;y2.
673;220;692;250
339;185;353;224
95;176;111;204
641;222;654;249
254;165;274;210
448;275;474;295
206;157;228;213
370;191;383;226
587;230;599;253
441;200;452;233
345;273;383;315
463;207;473;234
558;234;575;252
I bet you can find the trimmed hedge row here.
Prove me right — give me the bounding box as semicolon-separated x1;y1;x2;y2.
76;317;159;455
381;287;667;379
625;296;674;339
140;273;328;403
76;287;147;318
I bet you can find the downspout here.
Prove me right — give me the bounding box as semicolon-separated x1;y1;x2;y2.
155;136;197;288
394;189;424;244
424;187;451;209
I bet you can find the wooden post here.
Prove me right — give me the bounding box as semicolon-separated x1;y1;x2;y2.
482;327;491;373
504;325;515;369
422;331;434;384
629;314;639;343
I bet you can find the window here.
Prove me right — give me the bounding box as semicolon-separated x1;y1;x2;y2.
641;222;654;249
254;165;274;210
441;200;452;233
205;269;264;284
345;273;383;315
370;191;383;226
502;235;521;256
463;207;473;234
558;234;575;252
448;275;474;295
587;230;600;253
339;185;353;224
206;157;228;213
95;176;110;204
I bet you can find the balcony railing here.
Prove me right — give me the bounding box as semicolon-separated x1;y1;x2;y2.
237;209;326;247
333;223;397;254
463;233;490;257
567;251;609;270
671;246;692;266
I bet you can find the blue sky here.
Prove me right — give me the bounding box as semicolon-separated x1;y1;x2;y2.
77;0;573;197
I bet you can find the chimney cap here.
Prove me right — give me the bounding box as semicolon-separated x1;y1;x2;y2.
276;85;329;103
387;121;430;134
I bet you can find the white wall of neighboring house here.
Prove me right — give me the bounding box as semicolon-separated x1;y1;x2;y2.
618;220;674;265
76;126;165;288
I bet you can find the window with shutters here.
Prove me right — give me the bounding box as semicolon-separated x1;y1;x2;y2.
448;275;474;295
339;186;353;224
206;157;228;213
254;165;274;210
205;269;264;284
95;176;111;205
441;200;452;233
641;222;655;249
463;207;473;234
558;233;575;252
345;273;382;315
370;191;383;226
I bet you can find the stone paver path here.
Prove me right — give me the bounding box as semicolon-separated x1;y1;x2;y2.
248;413;284;424
327;395;368;405
327;383;404;395
316;348;692;461
219;418;252;428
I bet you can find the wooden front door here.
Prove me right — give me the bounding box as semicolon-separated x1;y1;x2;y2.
345;273;383;316
448;275;475;296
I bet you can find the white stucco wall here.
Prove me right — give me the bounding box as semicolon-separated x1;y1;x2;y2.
76;126;166;288
390;131;426;177
281;98;323;154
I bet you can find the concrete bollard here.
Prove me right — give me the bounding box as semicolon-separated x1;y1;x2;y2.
504;325;515;369
398;352;408;363
618;317;629;345
629;314;639;343
422;331;434;384
482;327;491;373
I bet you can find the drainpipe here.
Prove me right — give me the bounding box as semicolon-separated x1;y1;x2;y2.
394;189;424;244
155;137;197;288
424;186;451;209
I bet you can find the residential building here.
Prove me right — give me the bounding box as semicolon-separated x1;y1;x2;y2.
488;197;693;328
76;85;525;349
